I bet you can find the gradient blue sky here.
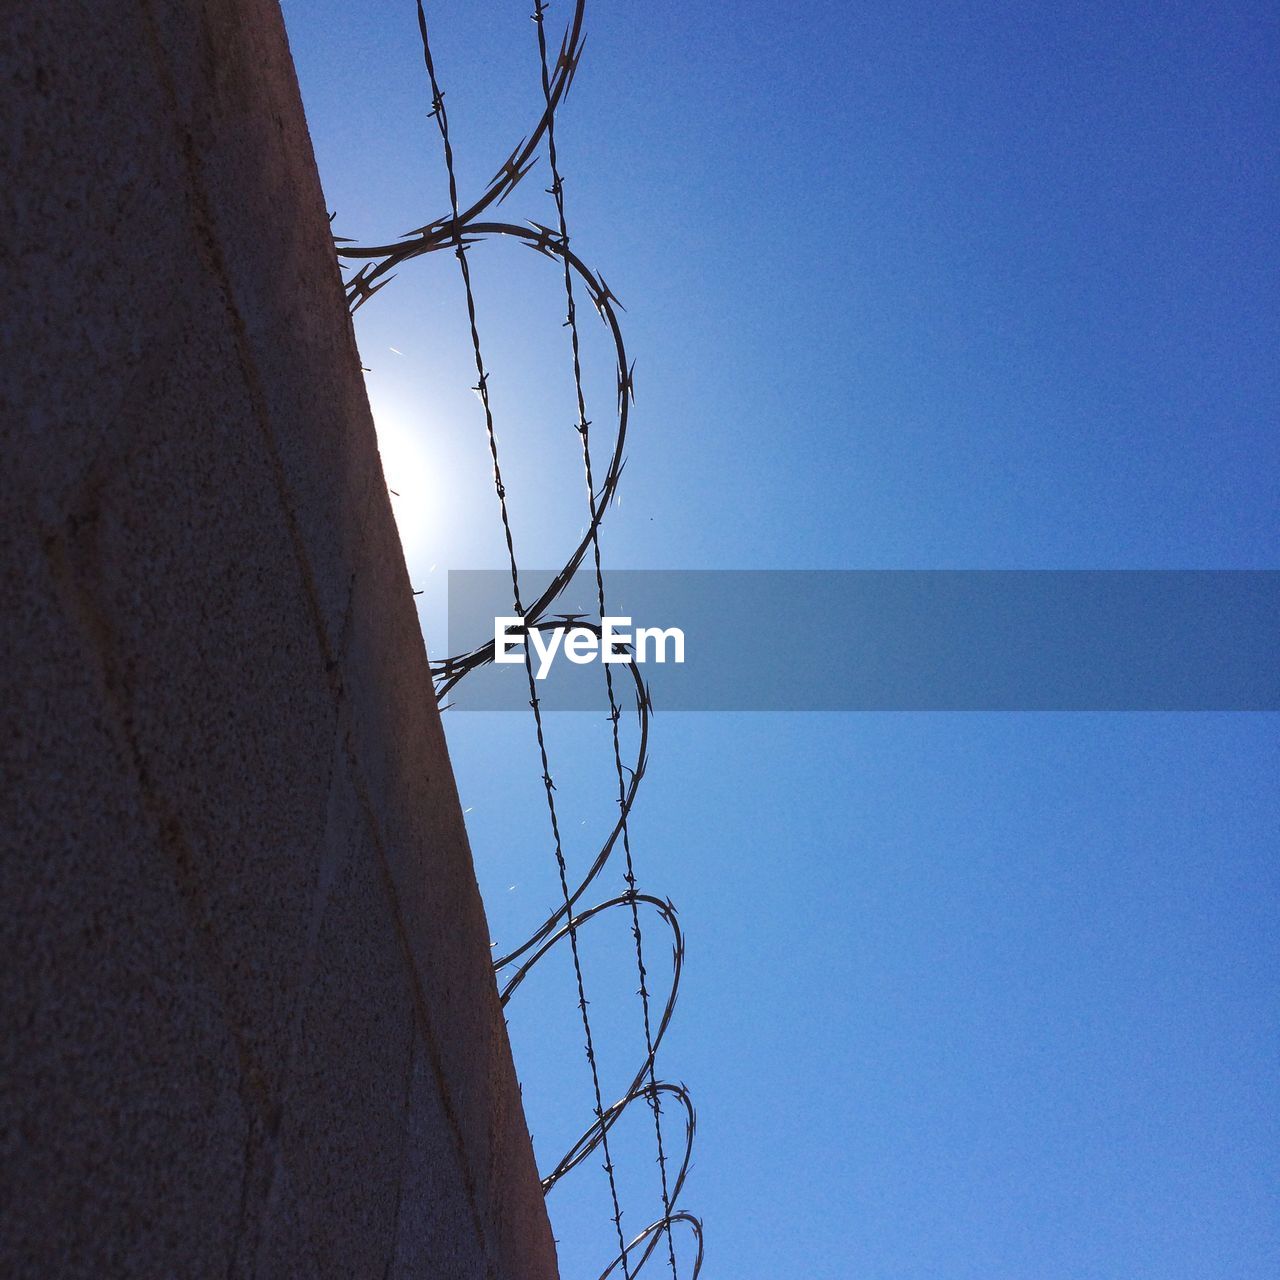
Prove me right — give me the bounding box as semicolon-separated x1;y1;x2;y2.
281;3;1278;1275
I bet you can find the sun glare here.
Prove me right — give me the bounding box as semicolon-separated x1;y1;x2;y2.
368;395;448;570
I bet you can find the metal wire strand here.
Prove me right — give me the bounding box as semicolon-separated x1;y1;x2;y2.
410;3;631;1272
529;3;680;1274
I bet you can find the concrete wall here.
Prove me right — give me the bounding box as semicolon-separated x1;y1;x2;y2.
0;2;556;1275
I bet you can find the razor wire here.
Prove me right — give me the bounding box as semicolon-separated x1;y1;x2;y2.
528;3;680;1274
332;3;701;1276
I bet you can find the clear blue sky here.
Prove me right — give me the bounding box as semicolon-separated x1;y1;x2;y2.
281;3;1278;1276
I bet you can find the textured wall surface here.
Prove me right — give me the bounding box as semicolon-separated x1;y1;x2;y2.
0;2;556;1275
